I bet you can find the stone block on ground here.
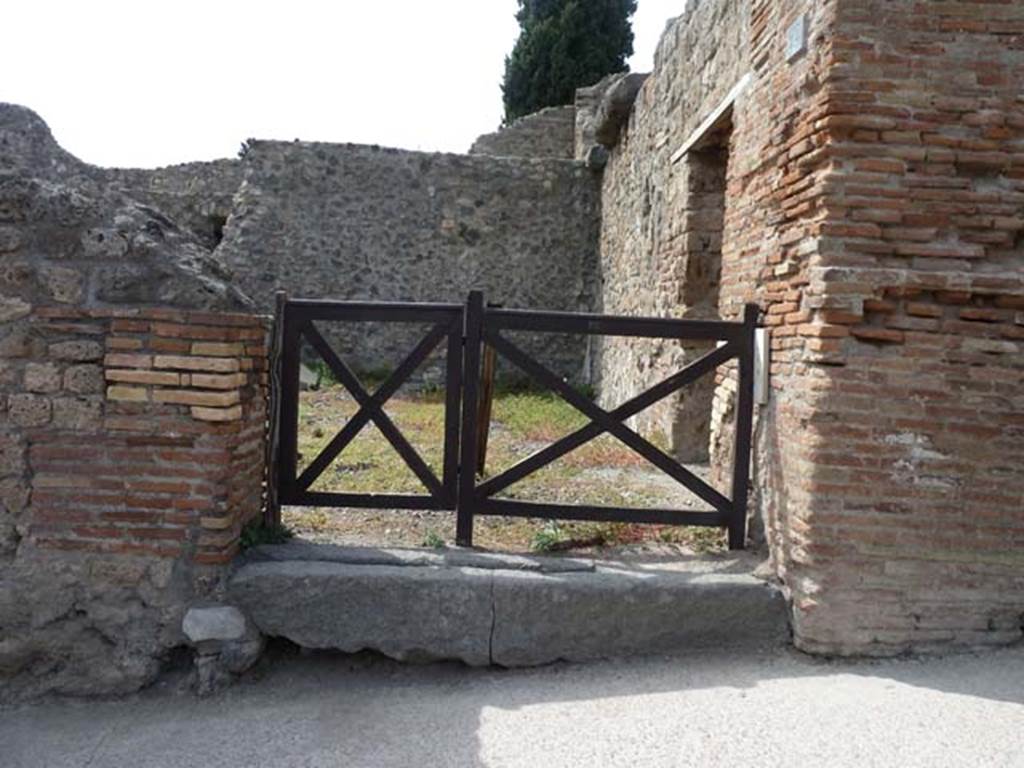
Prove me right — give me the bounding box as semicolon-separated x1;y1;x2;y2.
490;569;787;667
182;604;264;695
229;549;788;668
182;605;248;643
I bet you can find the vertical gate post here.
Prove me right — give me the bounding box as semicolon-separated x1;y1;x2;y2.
456;290;485;546
264;290;287;527
475;336;497;476
441;316;464;508
276;298;302;507
728;303;758;550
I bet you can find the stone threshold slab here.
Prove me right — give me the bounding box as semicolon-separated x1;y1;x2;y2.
229;557;788;668
245;541;596;573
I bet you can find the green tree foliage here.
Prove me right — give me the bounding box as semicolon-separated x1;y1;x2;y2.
502;0;637;123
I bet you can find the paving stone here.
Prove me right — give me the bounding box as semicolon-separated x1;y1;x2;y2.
182;606;249;643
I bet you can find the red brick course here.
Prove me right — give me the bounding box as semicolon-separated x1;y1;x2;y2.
19;307;270;565
781;0;1024;654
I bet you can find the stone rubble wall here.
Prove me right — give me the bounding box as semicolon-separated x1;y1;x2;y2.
576;73;650;156
574;76;612;158
217;141;602;382
469;105;577;159
2;102;603;382
596;0;1024;655
595;0;751;461
104;160;245;250
0;104;244;251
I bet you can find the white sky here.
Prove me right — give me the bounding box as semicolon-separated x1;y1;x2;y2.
1;1;681;169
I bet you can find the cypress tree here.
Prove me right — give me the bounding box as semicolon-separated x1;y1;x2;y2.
501;0;637;123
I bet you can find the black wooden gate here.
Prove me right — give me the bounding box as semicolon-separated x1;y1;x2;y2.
274;292;758;549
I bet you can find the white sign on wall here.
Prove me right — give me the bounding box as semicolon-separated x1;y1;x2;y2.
754;328;770;405
786;14;808;62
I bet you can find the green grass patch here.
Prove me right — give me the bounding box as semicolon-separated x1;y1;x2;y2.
422;530;445;548
490;390;591;442
240;520;295;549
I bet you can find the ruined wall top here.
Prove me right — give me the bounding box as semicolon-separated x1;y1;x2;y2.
0;103;98;183
0;103;252;312
104;160;244;250
469;105;577;159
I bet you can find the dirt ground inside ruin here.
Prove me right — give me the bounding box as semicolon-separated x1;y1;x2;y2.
282;383;727;556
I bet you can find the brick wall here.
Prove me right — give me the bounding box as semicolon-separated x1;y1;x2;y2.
25;307;268;566
597;0;1023;654
778;0;1024;653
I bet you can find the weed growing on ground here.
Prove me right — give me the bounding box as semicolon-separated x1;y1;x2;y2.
530;521;566;552
422;530;445;548
240;521;295;549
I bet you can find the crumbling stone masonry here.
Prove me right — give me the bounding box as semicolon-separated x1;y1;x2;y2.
5;106;603;382
469;105;577;159
594;0;1024;654
104;160;244;250
0;108;269;700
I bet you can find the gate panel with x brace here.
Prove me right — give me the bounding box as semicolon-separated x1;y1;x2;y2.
274;292;758;550
277;300;464;511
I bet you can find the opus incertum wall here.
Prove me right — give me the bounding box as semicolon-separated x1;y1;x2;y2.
469;105;577;159
216;141;602;383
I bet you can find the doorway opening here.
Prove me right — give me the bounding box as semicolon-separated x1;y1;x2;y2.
670;113;732;463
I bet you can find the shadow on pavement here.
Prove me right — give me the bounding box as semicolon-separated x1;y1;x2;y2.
2;637;1022;768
